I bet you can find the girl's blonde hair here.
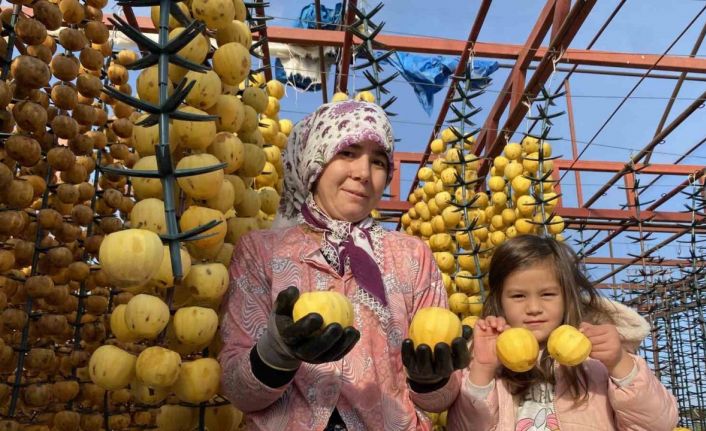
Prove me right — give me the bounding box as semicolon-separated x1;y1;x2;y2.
482;235;603;402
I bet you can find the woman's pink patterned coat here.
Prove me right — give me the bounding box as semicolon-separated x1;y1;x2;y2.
219;225;461;430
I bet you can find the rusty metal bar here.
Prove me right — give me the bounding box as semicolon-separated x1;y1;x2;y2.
510;68;526;113
552;0;570;40
624;172;637;216
474;0;558;157
257;28;706;74
335;0;357;93
503;62;706;82
572;222;706;234
564;79;583;206
554;159;704;175
254;2;273;81
315;0;328;103
394;152;703;176
476;0;596;178
586;256;702;267
405;0;492;198
558;207;696;223
380;199;699;224
101;16;706;75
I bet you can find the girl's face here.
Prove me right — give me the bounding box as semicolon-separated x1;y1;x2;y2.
500;261;565;344
313;140;389;223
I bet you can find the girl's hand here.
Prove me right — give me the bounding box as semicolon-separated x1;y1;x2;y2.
469;316;510;385
580;322;634;378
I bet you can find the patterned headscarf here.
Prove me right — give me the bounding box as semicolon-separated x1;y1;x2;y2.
273;100;394;306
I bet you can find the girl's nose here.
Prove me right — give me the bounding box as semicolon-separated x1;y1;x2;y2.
526;298;542;314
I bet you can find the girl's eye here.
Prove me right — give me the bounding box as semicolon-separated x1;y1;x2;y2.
511;294;524;299
339;150;355;158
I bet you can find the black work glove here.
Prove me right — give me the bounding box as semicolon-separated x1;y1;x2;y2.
256;286;360;370
401;325;472;386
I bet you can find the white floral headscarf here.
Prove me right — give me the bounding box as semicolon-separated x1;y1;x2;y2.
273;100;395;228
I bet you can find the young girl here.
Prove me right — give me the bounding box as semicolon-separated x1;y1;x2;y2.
447;235;678;431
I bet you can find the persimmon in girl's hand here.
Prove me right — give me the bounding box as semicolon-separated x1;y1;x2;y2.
579;322;635;378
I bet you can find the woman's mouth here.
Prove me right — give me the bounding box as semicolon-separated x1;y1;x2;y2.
343;189;368;199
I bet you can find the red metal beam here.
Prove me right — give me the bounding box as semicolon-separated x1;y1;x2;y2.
639;136;706;197
558;207;696;223
568;223;706;234
552;0;570;40
476;0;596;177
564;79;583;206
394;152;703;176
104;17;706;75
380;199;698;224
314;0;328;103
553;159;704;176
380;213;706;233
593;282;682;291
405;0;492;200
335;0;357;93
258;27;706;74
254;2;273;82
474;0;558;160
585;257;701;268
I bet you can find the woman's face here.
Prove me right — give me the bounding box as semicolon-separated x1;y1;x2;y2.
313;140;389;223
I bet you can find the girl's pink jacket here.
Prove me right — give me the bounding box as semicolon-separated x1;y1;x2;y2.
447;353;678;430
219;225;460;431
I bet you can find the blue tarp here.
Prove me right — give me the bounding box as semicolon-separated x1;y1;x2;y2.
273;2;342;91
385;53;499;115
274;57;322;91
277;2;500;108
294;2;342;30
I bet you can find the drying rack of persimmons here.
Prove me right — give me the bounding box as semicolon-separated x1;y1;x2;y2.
0;0;292;428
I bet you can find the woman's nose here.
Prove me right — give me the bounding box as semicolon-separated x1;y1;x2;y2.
350;156;371;181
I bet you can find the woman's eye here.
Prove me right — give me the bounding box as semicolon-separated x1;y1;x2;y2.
373;159;388;168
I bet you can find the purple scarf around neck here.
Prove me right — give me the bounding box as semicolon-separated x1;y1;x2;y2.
301;203;387;307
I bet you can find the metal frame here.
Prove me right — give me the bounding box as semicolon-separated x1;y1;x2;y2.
101;4;706;426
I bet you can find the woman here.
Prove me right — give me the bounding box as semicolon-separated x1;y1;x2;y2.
219;100;469;430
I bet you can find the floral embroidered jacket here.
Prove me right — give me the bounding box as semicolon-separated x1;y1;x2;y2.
219;225;461;430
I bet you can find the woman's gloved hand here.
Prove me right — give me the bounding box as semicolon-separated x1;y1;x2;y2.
401;325;472;386
256;286;361;370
